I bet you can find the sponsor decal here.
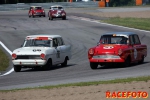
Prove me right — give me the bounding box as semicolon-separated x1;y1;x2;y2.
106;91;148;99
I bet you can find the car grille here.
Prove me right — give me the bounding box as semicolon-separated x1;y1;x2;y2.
16;55;41;59
92;55;120;59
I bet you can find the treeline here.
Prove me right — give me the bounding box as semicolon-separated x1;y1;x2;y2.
0;0;70;4
109;0;135;7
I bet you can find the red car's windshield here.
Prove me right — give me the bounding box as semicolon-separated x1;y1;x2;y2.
100;35;128;44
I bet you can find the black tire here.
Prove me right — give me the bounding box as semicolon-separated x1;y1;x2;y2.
123;57;130;67
43;15;45;17
62;17;66;20
49;16;53;20
139;55;144;64
43;59;52;70
90;62;98;69
14;65;21;72
61;58;67;67
32;15;35;18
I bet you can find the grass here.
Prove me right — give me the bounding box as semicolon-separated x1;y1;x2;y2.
0;75;150;92
0;48;9;71
102;17;150;31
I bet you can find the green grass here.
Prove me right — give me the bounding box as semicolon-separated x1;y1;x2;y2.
1;75;150;92
102;17;150;31
0;49;9;71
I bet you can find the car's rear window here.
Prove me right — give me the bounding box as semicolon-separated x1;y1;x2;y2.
34;7;42;10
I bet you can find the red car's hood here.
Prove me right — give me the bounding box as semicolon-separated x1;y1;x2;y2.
94;44;128;55
35;9;44;12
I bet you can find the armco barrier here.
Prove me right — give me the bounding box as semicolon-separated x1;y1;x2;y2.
0;2;99;11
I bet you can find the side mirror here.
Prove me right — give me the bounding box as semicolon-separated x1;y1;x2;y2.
97;42;100;46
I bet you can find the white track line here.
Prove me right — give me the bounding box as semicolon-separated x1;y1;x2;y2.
0;41;14;76
70;16;150;33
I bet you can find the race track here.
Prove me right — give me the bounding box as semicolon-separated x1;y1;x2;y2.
0;10;150;90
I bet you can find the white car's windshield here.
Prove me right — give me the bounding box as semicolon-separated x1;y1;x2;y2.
23;39;52;47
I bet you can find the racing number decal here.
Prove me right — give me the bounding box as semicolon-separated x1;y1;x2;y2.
134;48;137;59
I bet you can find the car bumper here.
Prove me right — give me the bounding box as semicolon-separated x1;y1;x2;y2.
33;13;45;16
89;58;125;63
52;14;66;18
12;59;47;66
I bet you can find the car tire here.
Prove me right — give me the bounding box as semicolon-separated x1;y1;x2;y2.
139;55;144;64
43;59;52;70
14;65;21;72
32;15;35;18
90;62;98;69
123;57;130;67
43;15;45;17
62;17;66;20
61;58;67;67
49;16;53;20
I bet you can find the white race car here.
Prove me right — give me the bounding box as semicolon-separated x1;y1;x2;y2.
12;35;71;72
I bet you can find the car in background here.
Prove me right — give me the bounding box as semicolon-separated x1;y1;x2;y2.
12;35;71;72
28;6;45;18
48;5;66;20
88;32;147;69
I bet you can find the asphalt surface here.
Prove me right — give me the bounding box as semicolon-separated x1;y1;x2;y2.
0;9;150;90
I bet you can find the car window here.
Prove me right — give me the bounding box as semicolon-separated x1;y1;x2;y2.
57;38;64;46
51;7;63;10
129;35;134;45
133;35;140;44
24;39;51;47
100;35;128;44
35;7;42;10
53;38;58;47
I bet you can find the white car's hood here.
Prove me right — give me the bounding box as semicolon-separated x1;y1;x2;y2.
13;47;53;55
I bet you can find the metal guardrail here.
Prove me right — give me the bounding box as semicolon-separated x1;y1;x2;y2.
0;2;99;11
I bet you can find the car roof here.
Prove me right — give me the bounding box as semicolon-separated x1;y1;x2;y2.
51;5;63;8
26;35;61;38
102;32;136;36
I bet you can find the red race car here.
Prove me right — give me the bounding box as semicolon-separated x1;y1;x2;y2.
48;5;66;20
88;32;147;69
28;6;45;18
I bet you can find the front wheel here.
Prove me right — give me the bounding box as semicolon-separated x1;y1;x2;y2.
123;57;130;67
90;62;98;69
14;65;21;72
49;16;53;20
62;16;66;20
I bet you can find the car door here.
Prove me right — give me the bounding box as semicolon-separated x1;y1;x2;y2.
133;35;141;61
57;37;65;63
129;35;136;62
53;38;61;64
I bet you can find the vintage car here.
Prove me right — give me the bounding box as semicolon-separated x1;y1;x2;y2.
48;5;66;20
12;35;71;72
88;32;147;69
28;6;45;18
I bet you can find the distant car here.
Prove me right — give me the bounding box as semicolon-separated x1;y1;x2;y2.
12;35;71;72
88;32;147;69
48;5;66;20
28;6;45;18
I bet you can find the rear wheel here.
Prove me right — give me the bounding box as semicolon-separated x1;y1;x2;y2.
32;15;35;18
14;65;21;72
43;59;52;70
62;16;66;20
90;62;98;69
139;55;144;64
123;57;130;67
61;58;67;67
